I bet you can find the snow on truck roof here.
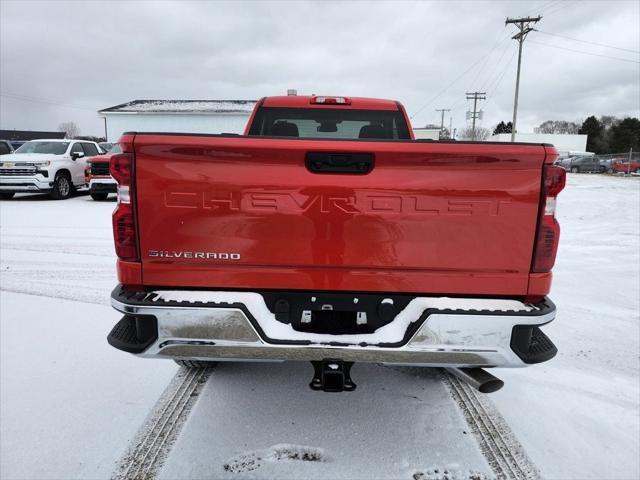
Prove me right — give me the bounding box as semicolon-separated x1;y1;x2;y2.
100;97;401;114
99;100;257;114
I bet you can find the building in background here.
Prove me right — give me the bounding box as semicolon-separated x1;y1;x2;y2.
98;100;257;142
412;127;442;140
490;133;588;158
0;129;66;141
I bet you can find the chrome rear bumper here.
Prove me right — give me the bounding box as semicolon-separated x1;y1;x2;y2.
109;287;557;368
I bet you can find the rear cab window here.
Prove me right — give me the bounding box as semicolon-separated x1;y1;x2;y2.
248;107;411;140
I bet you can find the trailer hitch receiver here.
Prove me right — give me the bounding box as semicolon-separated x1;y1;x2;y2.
309;360;356;392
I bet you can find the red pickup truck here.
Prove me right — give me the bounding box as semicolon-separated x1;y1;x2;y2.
107;95;564;393
85;145;120;200
611;159;640;174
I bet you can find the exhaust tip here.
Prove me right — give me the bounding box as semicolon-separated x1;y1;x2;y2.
478;378;504;393
445;367;504;394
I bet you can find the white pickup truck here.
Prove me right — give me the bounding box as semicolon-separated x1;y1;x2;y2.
0;139;103;200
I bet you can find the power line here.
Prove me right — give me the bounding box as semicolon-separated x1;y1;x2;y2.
542;0;575;17
524;0;559;17
469;50;518;130
465;27;511;91
528;39;640;63
450;46;514;118
409;55;489;120
486;50;518;99
469;35;513;88
479;37;516;92
0;92;97;111
455;50;516;131
410;30;514;121
535;29;640;54
524;0;572;19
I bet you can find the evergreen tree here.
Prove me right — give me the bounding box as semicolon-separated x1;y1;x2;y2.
609;118;640;153
579;116;604;153
493;121;512;134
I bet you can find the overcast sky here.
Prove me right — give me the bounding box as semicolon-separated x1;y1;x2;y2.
1;0;638;137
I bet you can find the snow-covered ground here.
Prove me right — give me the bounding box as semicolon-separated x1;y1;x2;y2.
1;174;638;479
492;174;640;479
159;364;492;480
0;194;177;479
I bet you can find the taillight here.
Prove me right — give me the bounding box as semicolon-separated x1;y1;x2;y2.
113;203;138;260
110;152;139;261
532;165;566;272
543;164;566;196
311;96;351;105
110;153;132;185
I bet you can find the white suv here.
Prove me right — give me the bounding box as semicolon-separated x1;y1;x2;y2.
0;139;103;200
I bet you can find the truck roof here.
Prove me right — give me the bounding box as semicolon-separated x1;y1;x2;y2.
261;96;401;111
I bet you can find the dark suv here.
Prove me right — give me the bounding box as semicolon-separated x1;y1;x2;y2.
569;157;605;173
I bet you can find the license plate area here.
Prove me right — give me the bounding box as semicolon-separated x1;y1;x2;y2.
297;310;365;334
262;291;414;336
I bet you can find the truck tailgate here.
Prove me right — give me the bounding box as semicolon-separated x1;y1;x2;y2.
133;134;547;295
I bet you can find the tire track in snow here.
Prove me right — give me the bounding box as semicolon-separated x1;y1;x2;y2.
0;286;110;306
444;372;540;480
1;246;115;305
0;244;114;257
112;367;212;480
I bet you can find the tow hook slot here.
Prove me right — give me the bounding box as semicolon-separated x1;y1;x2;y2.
309;360;356;392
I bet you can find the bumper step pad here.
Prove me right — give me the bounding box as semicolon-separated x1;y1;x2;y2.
107;315;158;354
511;325;557;364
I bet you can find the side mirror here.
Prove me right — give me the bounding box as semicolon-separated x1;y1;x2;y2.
71;151;85;160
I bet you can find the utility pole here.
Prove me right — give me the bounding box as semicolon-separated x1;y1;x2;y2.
436;108;450;139
505;15;542;142
449;116;453;140
465;92;486;140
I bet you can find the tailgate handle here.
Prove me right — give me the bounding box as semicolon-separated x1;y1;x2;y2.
306;152;374;174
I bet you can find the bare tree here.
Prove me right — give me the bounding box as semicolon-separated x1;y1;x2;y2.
458;126;490;141
58;121;80;139
535;120;580;134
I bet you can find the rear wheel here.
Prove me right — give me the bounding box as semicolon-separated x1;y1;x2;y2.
90;192;109;201
174;360;219;369
0;192;15;200
50;172;72;200
570;167;579;173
